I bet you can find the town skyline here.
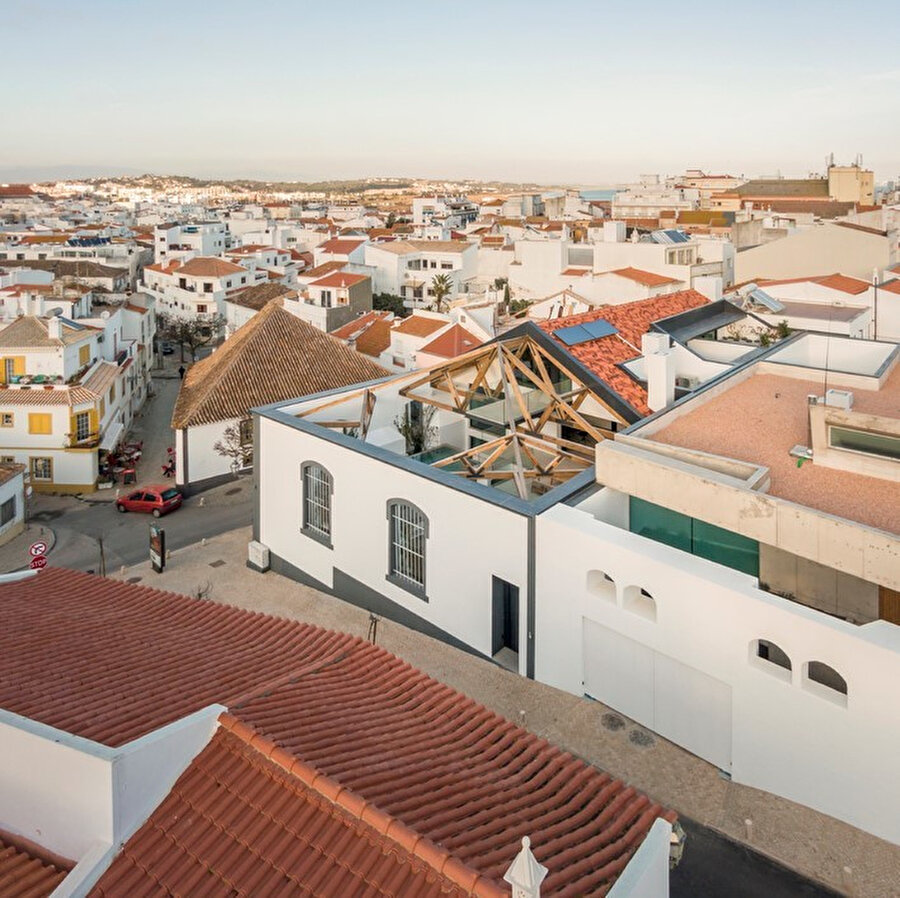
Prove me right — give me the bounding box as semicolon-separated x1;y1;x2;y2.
4;0;899;183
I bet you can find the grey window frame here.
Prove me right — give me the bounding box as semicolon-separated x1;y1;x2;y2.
385;499;429;600
301;461;333;548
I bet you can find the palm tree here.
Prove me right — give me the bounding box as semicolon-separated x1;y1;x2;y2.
430;273;454;312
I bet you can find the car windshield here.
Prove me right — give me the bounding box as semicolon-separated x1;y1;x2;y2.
161;488;180;501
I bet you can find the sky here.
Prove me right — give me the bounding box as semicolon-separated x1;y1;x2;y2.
2;0;899;185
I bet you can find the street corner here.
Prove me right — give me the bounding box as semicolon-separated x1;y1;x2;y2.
0;522;57;575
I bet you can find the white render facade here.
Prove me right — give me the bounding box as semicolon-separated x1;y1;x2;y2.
252;332;900;848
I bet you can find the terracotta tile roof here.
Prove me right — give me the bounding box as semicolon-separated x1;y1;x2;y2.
329;310;394;360
392;315;448;338
759;273;870;295
172;299;388;428
92;722;494;898
300;260;348;279
142;259;181;275
539;290;710;416
0;260;124;280
17;234;66;245
175;256;248;278
879;278;900;295
310;271;369;289
318;237;366;254
0;387;95;406
0;568;363;745
0;463;24;485
418;323;482;359
121;302;149;314
0;184;35;198
371;240;472;255
561;267;590;277
81;362;121;397
2;568;675;897
226;281;295;310
732;178;829;198
832;220;888;237
0;830;71;898
608;267;681;287
0;316;94;349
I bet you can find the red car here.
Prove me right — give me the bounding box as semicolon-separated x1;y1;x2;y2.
116;485;183;517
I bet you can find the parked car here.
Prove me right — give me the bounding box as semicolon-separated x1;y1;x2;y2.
116;485;183;517
160;341;175;355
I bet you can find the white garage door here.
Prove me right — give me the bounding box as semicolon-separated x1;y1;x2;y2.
583;618;732;772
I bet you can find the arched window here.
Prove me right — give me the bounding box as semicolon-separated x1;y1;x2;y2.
301;462;333;545
386;500;429;598
586;570;616;604
804;660;848;704
755;639;792;672
622;585;657;621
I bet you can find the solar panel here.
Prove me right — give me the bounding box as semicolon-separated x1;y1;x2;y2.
555;324;593;346
583;318;618;339
748;289;785;313
555;319;618;346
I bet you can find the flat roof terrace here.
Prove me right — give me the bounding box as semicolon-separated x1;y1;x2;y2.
649;366;900;535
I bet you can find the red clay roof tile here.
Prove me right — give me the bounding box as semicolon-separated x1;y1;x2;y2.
0;830;71;898
418;323;482;358
538;290;710;416
4;569;675;897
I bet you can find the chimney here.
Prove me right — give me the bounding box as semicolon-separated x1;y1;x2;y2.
47;316;63;340
603;220;626;243
642;332;676;412
504;836;548;898
693;275;723;303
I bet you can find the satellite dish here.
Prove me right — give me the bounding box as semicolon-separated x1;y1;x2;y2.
101;310;110;319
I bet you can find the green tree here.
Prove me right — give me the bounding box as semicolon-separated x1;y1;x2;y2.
430;273;454;313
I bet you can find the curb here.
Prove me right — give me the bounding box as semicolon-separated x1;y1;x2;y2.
0;524;57;575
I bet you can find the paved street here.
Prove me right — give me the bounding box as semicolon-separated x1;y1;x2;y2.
7;357;254;574
111;527;900;898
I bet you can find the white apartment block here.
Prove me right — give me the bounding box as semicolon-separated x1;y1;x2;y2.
364;240;478;304
0;310;152;491
154;221;227;262
612;175;700;220
143;255;258;320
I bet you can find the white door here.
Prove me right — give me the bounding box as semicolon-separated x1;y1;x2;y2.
583;618;732;772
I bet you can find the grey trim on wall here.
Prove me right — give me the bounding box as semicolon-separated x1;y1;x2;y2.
252;414;261;542
266;551;481;660
526;515;536;680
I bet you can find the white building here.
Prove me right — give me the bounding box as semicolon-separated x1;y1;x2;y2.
364;240;478;303
142;255;255;320
251;320;900;847
153;221;227;262
0;314;145;491
0;463;25;546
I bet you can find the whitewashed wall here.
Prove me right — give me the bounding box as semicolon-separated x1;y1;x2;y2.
535;501;900;845
257;416;530;663
177;419;238;489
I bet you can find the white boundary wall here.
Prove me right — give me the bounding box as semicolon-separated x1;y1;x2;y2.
535;502;900;845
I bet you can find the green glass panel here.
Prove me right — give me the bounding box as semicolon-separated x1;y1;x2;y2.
829;427;900;461
692;519;759;577
629;497;692;553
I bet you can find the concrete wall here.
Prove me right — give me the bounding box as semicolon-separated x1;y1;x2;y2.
734;224;894;282
0;470;25;546
594;440;900;592
0;705;221;879
177;419;241;490
256;415;530;665
534;501;900;845
608;818;672;898
760;544;878;623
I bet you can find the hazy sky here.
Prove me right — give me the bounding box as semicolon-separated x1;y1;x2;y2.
3;0;899;184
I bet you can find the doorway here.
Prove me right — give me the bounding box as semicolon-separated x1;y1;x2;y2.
492;576;519;657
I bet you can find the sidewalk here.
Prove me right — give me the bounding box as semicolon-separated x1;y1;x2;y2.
111;527;900;898
0;521;56;574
